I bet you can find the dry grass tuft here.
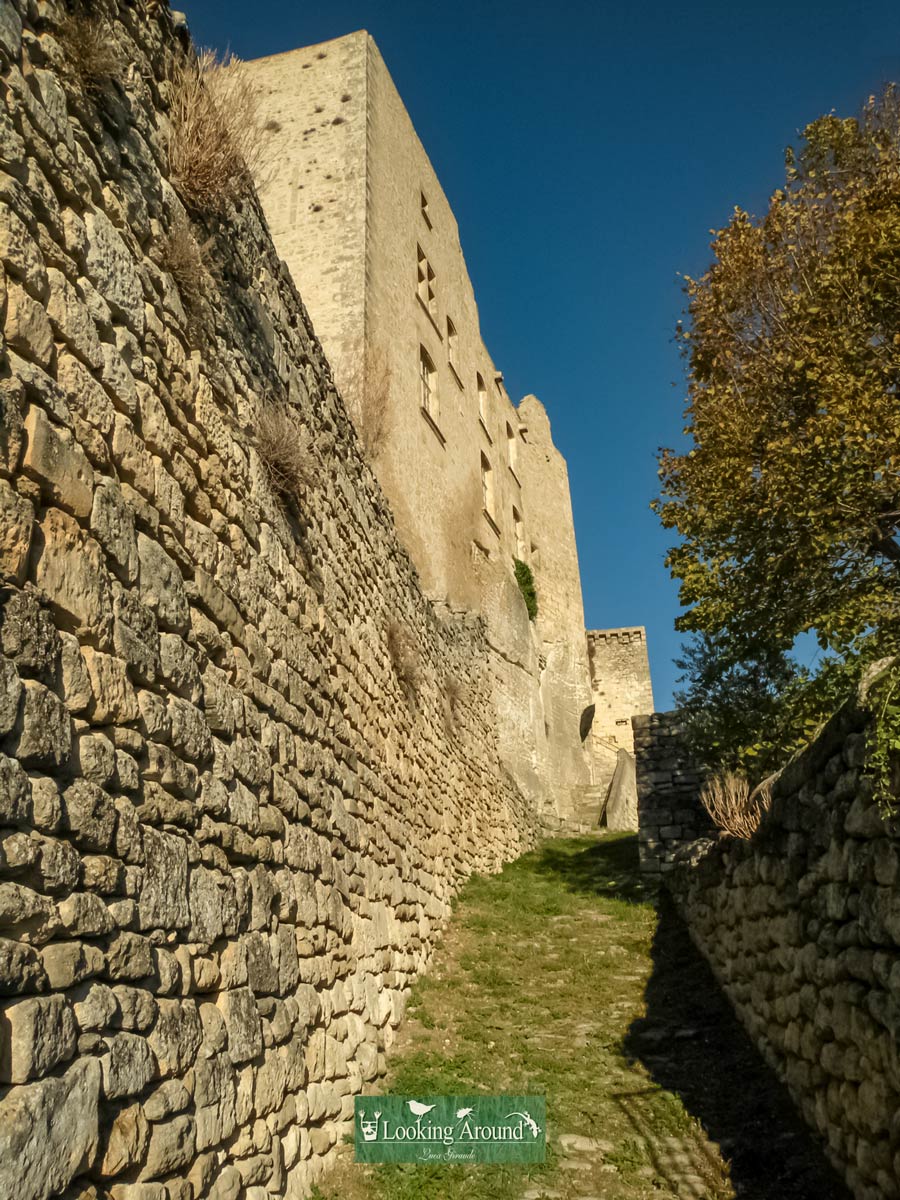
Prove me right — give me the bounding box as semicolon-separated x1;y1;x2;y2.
167;49;268;214
159;213;212;322
699;770;773;839
344;344;392;457
386;620;422;703
256;403;316;504
58;7;121;96
442;673;465;736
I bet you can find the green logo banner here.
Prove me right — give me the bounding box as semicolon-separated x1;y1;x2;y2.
354;1095;546;1164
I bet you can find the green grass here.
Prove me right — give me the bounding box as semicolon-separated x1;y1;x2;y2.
313;834;734;1200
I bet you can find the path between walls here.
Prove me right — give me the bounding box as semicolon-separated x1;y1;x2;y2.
311;835;850;1200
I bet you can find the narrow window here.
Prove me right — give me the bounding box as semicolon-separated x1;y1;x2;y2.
477;373;487;426
513;506;526;559
447;318;458;373
416;244;436;317
420;190;432;228
480;452;495;519
506;421;518;475
419;345;437;421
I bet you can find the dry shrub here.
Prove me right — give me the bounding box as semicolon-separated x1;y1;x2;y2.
159;213;212;322
256;403;316;504
442;673;465;736
345;344;392;457
167;49;268;213
385;620;422;703
699;770;773;839
58;6;121;95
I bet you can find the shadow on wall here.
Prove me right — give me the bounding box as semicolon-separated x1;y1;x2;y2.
623;894;852;1200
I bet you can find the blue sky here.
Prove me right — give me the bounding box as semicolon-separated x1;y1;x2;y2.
183;0;900;708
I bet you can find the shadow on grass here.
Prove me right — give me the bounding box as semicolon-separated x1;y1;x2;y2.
529;833;650;905
624;892;852;1200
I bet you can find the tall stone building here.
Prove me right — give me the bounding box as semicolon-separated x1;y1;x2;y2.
245;32;650;821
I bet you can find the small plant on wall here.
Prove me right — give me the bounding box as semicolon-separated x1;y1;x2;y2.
514;558;538;621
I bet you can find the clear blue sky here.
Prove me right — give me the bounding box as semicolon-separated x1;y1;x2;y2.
183;0;900;708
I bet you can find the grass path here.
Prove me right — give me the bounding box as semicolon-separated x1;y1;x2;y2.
313;834;850;1200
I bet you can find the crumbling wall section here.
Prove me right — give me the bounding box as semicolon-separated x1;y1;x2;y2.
0;4;537;1198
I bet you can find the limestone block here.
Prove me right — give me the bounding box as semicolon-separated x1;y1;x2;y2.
76;730;117;786
0;936;48;996
59;632;93;713
84;208;144;333
62;779;117;853
57;351;115;438
140;1114;195;1180
57;890;115;937
0;1057;101;1200
72;980;118;1031
99;1101;150;1178
45;268;103;369
0;993;77;1082
5;281;53;366
0;589;62;684
113;589;161;684
159;632;201;699
40;940;104;989
188;866;227;944
138;532;189;632
0;661;21;742
138;827;189;932
35;833;80;893
194;1052;237;1150
92;476;139;582
32;507;112;640
143;1077;191;1121
12;679;71;768
218;986;263;1065
100;1030;157;1099
146;997;202;1077
0;479;33;584
113;985;158;1032
167;695;212;762
104;931;154;982
82;647;140;723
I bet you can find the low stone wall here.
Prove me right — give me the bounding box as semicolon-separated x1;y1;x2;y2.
0;4;538;1198
632;712;711;873
667;696;900;1200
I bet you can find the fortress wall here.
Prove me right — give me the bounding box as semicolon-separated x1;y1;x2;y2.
0;5;538;1198
636;697;900;1200
243;33;368;406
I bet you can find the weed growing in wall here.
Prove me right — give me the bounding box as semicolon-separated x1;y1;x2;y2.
58;2;121;96
167;49;267;214
256;403;316;505
699;770;772;838
386;621;422;705
514;558;538;621
159;213;213;331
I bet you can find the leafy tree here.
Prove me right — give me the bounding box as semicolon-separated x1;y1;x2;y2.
656;87;900;660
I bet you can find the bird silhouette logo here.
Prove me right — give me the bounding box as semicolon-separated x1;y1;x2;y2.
407;1100;436;1118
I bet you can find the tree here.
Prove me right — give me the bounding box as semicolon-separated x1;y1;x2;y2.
656;87;900;663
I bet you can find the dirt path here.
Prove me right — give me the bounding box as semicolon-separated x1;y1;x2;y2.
312;835;850;1200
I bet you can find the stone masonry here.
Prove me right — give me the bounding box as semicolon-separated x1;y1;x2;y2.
0;4;539;1198
664;689;900;1200
632;712;712;873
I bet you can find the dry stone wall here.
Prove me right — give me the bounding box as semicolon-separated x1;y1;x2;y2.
0;3;538;1198
664;695;900;1200
632;712;711;874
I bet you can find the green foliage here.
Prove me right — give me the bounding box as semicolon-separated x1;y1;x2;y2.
865;659;900;811
513;558;538;621
656;86;900;661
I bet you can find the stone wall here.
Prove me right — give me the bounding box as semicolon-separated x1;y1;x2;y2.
0;4;538;1198
665;692;900;1200
632;712;712;874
